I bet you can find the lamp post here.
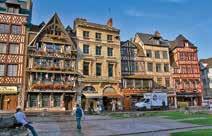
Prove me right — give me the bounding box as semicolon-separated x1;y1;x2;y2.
76;76;83;105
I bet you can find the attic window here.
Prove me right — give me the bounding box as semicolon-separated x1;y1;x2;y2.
185;42;189;47
7;4;20;14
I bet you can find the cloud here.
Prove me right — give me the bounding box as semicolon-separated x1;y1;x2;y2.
125;9;171;19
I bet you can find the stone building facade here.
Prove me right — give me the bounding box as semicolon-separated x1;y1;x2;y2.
25;14;79;111
0;0;32;111
170;35;202;106
133;32;176;107
74;18;122;111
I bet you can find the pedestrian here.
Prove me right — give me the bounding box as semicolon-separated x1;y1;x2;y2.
73;104;84;129
14;107;38;136
111;100;116;112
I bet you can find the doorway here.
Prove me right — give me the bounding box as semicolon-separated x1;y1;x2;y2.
64;94;73;111
3;95;18;111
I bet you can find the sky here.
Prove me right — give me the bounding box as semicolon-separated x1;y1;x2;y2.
31;0;212;59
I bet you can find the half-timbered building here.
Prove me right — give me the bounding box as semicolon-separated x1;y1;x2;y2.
0;0;32;111
25;14;79;111
170;35;202;106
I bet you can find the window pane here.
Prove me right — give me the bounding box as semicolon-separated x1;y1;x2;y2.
155;51;160;58
0;43;7;53
0;24;9;33
108;64;113;77
146;50;152;58
0;64;5;76
107;35;112;41
148;63;153;72
96;63;101;76
163;51;168;59
42;94;50;107
83;62;89;75
7;65;17;76
83;44;89;54
9;44;19;54
29;94;37;107
107;47;113;56
12;25;21;34
96;46;101;55
156;64;161;72
53;94;61;107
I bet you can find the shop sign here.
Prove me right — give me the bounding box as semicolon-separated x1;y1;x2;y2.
123;89;145;95
0;86;18;94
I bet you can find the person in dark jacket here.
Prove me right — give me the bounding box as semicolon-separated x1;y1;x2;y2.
73;104;84;129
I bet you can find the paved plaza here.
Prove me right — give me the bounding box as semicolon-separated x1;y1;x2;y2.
27;114;209;136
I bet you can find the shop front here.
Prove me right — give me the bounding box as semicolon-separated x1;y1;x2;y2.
176;91;202;106
0;86;18;111
103;86;122;111
123;89;145;111
26;90;76;111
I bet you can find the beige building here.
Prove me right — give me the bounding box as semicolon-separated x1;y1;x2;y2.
134;31;176;107
73;18;121;111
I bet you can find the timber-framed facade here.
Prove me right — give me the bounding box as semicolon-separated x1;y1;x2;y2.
25;14;79;111
0;0;32;111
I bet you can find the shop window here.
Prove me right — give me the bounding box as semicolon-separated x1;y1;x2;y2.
53;94;61;107
29;94;37;107
42;94;50;107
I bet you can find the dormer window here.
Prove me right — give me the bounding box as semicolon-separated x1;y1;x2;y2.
7;4;20;14
185;42;189;47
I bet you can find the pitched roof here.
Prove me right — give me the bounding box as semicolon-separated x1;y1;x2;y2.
200;58;212;68
121;40;145;57
28;13;75;49
136;32;170;47
169;34;197;51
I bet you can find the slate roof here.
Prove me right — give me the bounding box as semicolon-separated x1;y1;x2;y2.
136;32;170;47
169;34;197;51
74;18;120;32
200;58;212;68
0;0;31;11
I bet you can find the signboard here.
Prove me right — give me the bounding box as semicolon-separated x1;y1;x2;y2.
0;86;18;94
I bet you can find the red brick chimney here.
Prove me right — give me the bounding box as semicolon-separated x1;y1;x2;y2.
107;18;113;27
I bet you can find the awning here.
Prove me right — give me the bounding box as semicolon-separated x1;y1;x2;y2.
103;87;122;98
0;86;18;94
83;93;102;99
103;93;122;98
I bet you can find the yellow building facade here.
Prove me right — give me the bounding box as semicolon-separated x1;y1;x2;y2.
74;18;122;111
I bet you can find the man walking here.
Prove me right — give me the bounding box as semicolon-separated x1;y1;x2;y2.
15;107;38;136
74;104;84;129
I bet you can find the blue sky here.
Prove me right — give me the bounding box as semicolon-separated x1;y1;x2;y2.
31;0;212;59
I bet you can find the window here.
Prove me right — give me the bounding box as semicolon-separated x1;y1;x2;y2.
107;35;112;42
9;44;19;54
0;24;10;33
108;64;113;77
147;63;153;72
83;62;89;75
155;51;160;59
156;64;161;72
126;79;134;88
29;94;37;107
96;33;101;41
83;44;89;54
135;80;143;89
157;78;162;86
7;6;19;13
164;64;169;72
107;47;113;56
143;80;150;89
53;94;61;107
11;25;21;34
96;63;102;76
7;65;17;76
42;94;50;107
0;43;7;53
163;51;168;59
165;78;170;87
96;46;101;55
0;64;5;76
146;50;152;58
83;31;89;39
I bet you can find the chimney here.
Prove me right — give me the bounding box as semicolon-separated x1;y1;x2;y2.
107;18;113;27
154;31;161;38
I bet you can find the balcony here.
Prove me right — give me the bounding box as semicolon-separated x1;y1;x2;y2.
31;82;74;90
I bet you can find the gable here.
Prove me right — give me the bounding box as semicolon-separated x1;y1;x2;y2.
28;13;75;50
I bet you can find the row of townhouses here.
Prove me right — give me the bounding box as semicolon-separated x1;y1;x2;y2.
0;0;204;112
